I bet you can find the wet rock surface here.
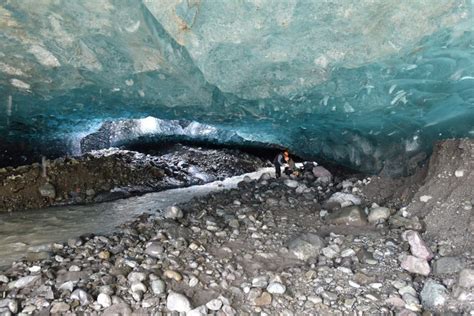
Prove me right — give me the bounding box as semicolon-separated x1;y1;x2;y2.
0;156;472;315
0;144;266;212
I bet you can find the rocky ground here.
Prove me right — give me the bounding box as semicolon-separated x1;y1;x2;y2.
0;140;473;315
0;144;266;212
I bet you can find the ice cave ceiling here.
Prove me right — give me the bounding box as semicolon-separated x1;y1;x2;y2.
0;0;473;174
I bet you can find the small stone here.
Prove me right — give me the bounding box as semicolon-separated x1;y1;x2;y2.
166;292;192;312
348;280;360;288
454;169;464;177
340;248;356;257
326;205;367;226
164;270;183;282
312;166;333;184
322;244;340;258
98;250;111;260
401;255;430;276
0;299;18;314
206;299;223;311
308;295;322;304
284;179;299;188
8;275;40;289
420;279;448;310
252;276;269;288
150;279;166;295
458;269;474;288
102;303;132;315
368;207;391;223
97;293;112;308
131;282;147;293
267;282;286;294
127;272;146;283
419;195;432;202
71;288;92;306
145;241;164;258
432;257;465;275
327;192;361;207
164;205;183;219
403;230;433;260
188;305;208;316
254;292;272;306
50;302;70;313
0;275;8;283
69;265;81;272
287;233;325;261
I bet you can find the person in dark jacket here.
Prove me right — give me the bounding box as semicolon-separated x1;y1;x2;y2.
273;149;289;178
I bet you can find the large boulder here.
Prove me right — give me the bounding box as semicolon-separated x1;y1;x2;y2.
312;166;332;184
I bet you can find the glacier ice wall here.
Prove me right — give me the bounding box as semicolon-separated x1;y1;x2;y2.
0;0;473;174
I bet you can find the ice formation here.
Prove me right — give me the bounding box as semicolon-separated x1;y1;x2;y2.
0;0;473;174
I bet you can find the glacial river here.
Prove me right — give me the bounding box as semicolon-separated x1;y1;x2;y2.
0;168;273;269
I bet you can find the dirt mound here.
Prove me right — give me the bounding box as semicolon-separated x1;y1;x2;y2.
0;146;265;212
406;138;474;254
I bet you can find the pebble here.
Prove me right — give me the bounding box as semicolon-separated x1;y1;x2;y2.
164;205;184;219
322;244;340;258
419;195;432;202
432;256;465;275
71;288;92;305
267;282;286;294
403;230;433;260
368;207;391;223
284;179;299;188
325;205;368;226
150;279;166;294
166;292;192;312
288;233;324;261
97;293;112;308
145;241;164;258
206;298;223;311
254;292;272;306
401;255;431;276
188;305;208;316
8;275;40;289
98;250;111;260
50;302;70;313
458;269;474;288
420;279;448;310
128;272;146;283
164;270;183;282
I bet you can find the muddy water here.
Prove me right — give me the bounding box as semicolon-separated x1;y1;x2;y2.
0;168;273;269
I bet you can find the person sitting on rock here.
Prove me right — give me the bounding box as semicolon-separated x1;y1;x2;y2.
273;149;289;178
284;156;300;176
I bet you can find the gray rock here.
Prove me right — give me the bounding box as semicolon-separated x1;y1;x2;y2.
326;205;368;226
312;166;332;184
403;230;433;260
164;205;183;219
284;179;299;188
401;255;430;276
39;182;56;198
458;269;474;288
150;279;166;295
432;257;465;275
327;192;361;207
288;233;325;261
102;303;132;316
166;292;192;312
127;272;146;283
322;244;340;259
206;298;223;311
420;279;448;310
0;275;8;283
56;271;88;284
368;207;391;223
0;299;18;314
50;302;70;314
144;241;164;258
71;288;92;306
97;293;112;308
188;305;208;316
389;215;423;231
267;282;286;294
8;275;40;289
252;275;269;288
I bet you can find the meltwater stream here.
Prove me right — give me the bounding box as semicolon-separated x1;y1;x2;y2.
0;167;273;269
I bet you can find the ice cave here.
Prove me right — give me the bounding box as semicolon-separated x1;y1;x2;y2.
0;1;473;315
0;0;472;174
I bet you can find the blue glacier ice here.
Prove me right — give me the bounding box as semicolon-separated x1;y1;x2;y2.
0;0;473;174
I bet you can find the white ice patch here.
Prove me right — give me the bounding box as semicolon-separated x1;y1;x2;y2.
405;135;420;152
10;79;30;90
138;116;159;134
343;102;355;113
125;79;134;86
6;95;12;117
28;45;60;67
